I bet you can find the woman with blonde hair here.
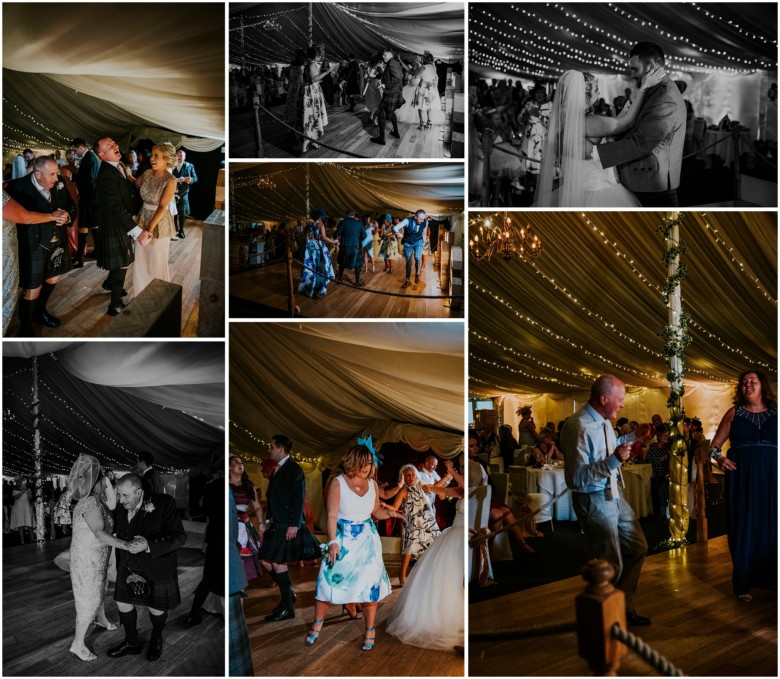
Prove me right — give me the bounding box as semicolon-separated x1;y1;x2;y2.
307;444;404;651
133;141;177;292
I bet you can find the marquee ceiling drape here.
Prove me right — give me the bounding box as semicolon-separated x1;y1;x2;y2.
2;3;225;157
469;3;777;80
230;162;464;221
469;211;777;400
230;323;464;464
229;2;465;64
2;343;225;477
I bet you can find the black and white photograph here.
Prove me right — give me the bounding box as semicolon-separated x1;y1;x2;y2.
467;211;777;676
2;4;226;338
469;3;777;208
228;162;464;318
229;2;465;159
2;342;225;676
228;322;464;676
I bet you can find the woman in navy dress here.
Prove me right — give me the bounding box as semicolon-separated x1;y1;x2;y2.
710;369;777;602
297;208;338;298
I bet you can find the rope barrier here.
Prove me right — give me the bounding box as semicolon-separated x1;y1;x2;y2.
611;624;686;676
680;134;734;161
293;256;462;299
255;99;373;158
743;138;778;171
470;619;578;642
467;486;571;546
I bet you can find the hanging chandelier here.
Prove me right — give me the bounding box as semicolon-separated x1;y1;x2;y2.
469;212;542;262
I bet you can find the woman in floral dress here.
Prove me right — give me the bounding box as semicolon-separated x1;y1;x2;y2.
297;208;338;298
300;45;331;154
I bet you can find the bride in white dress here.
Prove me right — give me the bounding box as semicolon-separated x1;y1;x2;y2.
386;458;464;651
534;68;664;207
133;142;177;293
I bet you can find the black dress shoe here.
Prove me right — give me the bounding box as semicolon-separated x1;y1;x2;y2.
107;640;143;657
264;607;294;622
369;136;386;145
626;610;651;626
101;281;128;296
390;130;401;139
72;259;84;268
106;302;128;317
32;312;61;328
147;637;163;661
184;613;203;628
178;231;186;239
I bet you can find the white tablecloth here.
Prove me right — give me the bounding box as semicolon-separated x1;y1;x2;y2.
621;464;652;518
523;467;575;521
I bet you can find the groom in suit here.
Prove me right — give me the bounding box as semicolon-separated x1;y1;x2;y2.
598;42;686;207
5;157;76;336
109;473;186;662
93;137;149;316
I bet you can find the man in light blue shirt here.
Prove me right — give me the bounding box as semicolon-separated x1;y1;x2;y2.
560;375;650;626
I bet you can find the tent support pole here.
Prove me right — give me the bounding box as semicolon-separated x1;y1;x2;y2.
480;129;493;206
308;2;313;47
32;356;45;543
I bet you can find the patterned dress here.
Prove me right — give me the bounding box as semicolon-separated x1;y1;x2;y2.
401;484;440;557
519;100;552;174
2;191;19;336
301;61;329;153
315;476;391;604
378;224;398;259
297;221;335;298
134;172;176;294
70;495;112;625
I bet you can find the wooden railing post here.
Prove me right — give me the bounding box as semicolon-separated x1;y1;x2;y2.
480;128;494;207
253;94;264;158
696;446;709;542
575;559;627;676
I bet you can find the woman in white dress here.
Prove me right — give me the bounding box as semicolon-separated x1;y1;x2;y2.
133;142;177;293
9;476;33;544
363;61;384;126
387;457;464;651
534;68;664;207
307;444;404;651
398;54;445;129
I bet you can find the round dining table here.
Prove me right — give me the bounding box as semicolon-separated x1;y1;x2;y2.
523;465;575;521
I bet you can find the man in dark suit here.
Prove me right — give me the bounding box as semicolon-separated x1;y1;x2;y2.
70;138;100;267
172;149;198;240
5;157;76;336
343;54;361;112
370;49;405;145
136;451;165;495
334;210;365;287
258;434;319;621
109;473;186;661
93;137;147;316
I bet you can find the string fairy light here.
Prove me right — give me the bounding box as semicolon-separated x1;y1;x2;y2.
229;421;323;465
469;352;583;389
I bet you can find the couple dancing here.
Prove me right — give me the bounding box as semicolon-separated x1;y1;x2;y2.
535;41;686;207
93;138;177;316
306;438;464;653
65;455;185;663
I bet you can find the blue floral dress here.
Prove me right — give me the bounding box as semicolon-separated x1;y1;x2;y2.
297;221;335;298
315;475;391;604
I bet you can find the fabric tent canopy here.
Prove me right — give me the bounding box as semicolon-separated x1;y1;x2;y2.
229;2;464;64
230;323;464;465
230;162;464;221
3;3;225;160
3;343;225;477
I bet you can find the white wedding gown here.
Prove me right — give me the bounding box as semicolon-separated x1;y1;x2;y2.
581;145;641;207
386;498;464;650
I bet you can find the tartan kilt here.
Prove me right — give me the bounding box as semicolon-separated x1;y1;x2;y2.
17;223;72;288
380;90;405;114
337;245;362;271
258;521;321;564
114;572;181;611
229;593;254;676
96;225;135;271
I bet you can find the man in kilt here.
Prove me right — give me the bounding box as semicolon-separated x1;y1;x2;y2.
5;156;76;336
334;210;366;287
93;137;150;316
393;209;429;288
109;474;186;661
258;435;320;622
370;49;405;145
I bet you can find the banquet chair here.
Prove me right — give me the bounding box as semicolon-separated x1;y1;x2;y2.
488;458;504;474
468;484;494;582
488;473;512;561
514;466;553;530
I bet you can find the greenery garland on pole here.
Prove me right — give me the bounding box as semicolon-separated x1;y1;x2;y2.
656;212;691;550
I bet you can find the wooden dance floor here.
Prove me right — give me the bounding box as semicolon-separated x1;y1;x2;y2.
5;220;203;338
2;531;223;677
230;259;460;319
243;556;463;676
469;536;777;676
230;93;458;159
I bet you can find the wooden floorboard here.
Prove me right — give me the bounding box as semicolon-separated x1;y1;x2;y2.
230;256;460;319
469;536;777;676
243;556;463;676
3;533;223;677
5;219;205;338
230;88;461;160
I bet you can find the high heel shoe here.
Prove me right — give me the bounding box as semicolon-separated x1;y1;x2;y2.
93;619;118;631
417;123;424;130
305;619;325;646
362;626;376;651
341;604;362;620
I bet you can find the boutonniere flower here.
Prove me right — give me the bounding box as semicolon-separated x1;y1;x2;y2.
56;182;64;191
142;501;155;514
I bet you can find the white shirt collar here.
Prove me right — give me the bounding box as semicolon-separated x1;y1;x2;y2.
31;173;50;194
